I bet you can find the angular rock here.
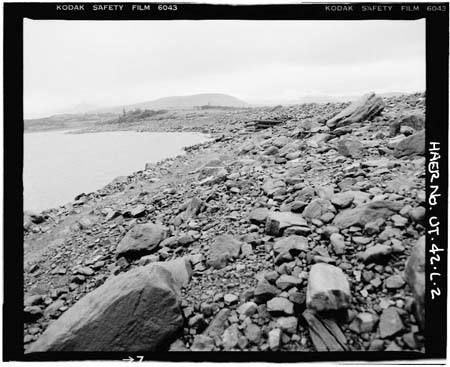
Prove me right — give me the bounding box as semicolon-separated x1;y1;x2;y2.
327;92;385;129
331;192;354;208
404;236;425;330
276;316;298;334
379;308;404;338
182;198;205;221
254;282;281;304
237;302;258;317
248;207;270;225
116;223;170;259
349;312;379;333
384;275;405;290
191;335;214;351
262;179;286;197
333;201;403;229
361;244;392;264
268;328;282;350
393;130;425;158
28;260;191;352
245;323;262;344
306;263;351;313
204;308;230;338
222;324;240;350
330;233;346;254
273;235;308;255
207;235;242;269
275;275;302;291
337;138;363;158
303;199;334;220
265;212;308;236
267;297;294;315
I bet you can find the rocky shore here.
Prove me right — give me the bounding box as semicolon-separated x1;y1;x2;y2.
24;92;426;354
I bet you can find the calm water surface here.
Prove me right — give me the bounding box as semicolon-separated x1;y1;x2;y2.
24;130;210;212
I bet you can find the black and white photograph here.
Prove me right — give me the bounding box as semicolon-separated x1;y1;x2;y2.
3;1;448;362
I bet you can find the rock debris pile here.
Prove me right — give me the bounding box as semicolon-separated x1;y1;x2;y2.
24;92;426;353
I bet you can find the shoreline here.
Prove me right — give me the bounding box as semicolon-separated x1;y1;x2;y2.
24;92;427;353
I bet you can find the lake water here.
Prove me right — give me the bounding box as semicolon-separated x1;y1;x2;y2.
24;130;211;212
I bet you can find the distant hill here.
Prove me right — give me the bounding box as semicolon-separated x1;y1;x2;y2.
95;93;248;114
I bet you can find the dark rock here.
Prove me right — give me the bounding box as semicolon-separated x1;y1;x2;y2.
254;282;280;304
116;223;170;259
27;259;191;352
337;139;363;158
393;131;425;158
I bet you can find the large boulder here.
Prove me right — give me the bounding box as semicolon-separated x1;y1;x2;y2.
327;92;385;129
207;235;242;269
116;223;170;259
393;130;425;158
404;236;425;330
390;111;425;136
333;200;403;229
27;259;192;352
306;263;351;313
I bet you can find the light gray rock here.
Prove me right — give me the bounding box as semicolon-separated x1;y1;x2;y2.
327;92;385;129
306;263;351;313
379;308;404;338
267;297;294;315
207;235;242;269
404;236;425;329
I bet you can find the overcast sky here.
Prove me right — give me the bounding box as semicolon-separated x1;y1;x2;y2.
24;19;425;118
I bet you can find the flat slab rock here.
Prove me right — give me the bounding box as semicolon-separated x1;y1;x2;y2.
303;309;348;351
327;92;385;129
27;259;192;352
266;211;308;236
333;200;403;229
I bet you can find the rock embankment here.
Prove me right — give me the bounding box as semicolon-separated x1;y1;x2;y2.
24;92;426;353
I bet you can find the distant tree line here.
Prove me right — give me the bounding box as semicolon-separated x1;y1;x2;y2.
113;108;168;123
